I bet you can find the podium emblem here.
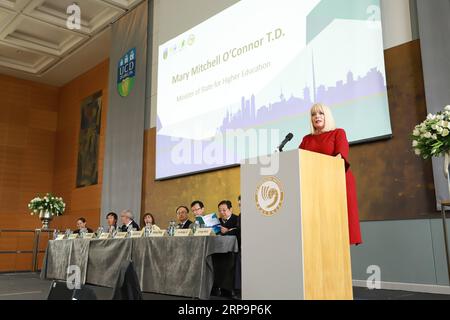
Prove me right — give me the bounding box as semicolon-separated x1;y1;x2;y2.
255;177;284;216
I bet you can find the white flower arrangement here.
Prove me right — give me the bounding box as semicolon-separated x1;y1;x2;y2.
412;105;450;159
28;193;66;216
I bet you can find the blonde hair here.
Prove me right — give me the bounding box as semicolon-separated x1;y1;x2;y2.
309;103;336;134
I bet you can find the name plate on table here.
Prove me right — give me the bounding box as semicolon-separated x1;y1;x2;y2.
114;232;128;239
174;229;193;237
130;230;144;238
54;234;65;240
149;229;167;237
194;228;216;236
83;233;95;239
99;233;111;240
68;234;78;239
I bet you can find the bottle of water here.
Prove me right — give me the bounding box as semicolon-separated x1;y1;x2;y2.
81;227;88;238
168;221;175;236
96;227;103;238
167;222;172;236
53;229;59;240
193;220;200;235
127;224;133;238
144;223;152;237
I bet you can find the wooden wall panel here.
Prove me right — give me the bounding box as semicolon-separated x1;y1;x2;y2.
0;74;58;271
0;60;108;272
51;59;109;232
0;254;17;271
350;40;436;220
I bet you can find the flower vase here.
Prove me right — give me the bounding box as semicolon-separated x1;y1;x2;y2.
39;209;53;230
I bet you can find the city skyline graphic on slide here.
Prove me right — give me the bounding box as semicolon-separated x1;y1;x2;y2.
156;66;386;135
218;67;386;133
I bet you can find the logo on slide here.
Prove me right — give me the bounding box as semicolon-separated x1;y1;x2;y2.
162;34;195;60
117;48;136;97
255;177;284;217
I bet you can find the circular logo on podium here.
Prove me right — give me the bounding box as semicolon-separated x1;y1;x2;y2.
255;176;284;216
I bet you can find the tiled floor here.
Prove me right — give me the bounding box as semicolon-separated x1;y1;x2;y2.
0;272;449;300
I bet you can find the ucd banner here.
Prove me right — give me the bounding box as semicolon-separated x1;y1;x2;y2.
102;1;147;228
117;48;136;97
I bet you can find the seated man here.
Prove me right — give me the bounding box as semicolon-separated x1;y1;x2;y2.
119;209;140;232
176;206;192;229
74;217;93;234
191;200;206;225
218;200;240;237
212;200;240;299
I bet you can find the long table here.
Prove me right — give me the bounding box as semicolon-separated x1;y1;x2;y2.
40;236;238;299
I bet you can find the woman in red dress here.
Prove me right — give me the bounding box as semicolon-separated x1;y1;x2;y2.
299;103;362;245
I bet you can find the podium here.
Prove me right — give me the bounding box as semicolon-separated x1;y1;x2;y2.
240;149;353;300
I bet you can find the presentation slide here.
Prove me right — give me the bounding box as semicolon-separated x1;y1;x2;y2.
156;0;391;179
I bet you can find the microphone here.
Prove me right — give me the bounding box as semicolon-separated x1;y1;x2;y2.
277;133;294;152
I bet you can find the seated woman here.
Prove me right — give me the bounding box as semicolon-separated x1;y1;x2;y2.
73;217;93;234
141;213;160;231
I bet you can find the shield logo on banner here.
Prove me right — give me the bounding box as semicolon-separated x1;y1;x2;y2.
117;48;136;97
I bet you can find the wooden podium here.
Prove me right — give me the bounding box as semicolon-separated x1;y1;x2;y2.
240;149;353;300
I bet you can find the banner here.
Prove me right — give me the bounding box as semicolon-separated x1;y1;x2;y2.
101;1;148;225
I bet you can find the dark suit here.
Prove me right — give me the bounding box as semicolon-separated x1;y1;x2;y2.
213;214;241;295
220;214;240;236
119;220;140;232
178;219;192;229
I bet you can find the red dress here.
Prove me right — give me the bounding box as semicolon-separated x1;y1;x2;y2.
299;129;362;245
